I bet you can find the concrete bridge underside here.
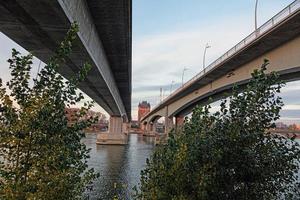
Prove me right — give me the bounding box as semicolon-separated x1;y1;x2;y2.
142;5;300;135
169;35;300;118
0;0;131;120
0;0;132;144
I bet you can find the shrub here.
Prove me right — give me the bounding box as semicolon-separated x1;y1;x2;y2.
0;23;98;199
135;60;300;200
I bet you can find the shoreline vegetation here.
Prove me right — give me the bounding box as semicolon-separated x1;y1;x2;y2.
0;23;99;199
134;60;300;200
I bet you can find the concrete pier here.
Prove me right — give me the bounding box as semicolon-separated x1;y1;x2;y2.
97;116;128;145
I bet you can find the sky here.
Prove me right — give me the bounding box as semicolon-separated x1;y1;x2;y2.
132;0;300;122
0;0;299;123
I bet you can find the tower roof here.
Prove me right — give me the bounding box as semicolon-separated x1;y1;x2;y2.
138;101;150;108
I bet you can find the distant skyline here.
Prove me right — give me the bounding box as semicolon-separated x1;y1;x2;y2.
0;0;299;122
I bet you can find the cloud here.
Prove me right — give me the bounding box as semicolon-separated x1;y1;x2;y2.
131;17;254;119
131;7;300;119
282;104;300;111
277;117;300;125
133;82;182;93
132;25;250;86
1;1;299;121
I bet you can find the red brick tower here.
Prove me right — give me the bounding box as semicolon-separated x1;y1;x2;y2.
138;101;151;123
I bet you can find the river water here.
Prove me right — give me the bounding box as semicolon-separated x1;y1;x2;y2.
82;133;155;200
82;133;300;200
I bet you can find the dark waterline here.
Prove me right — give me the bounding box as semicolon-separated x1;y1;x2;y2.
82;133;155;200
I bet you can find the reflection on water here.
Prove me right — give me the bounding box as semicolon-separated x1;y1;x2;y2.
82;134;300;200
82;133;155;200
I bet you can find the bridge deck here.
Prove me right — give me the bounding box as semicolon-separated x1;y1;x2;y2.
143;0;300;121
0;0;132;119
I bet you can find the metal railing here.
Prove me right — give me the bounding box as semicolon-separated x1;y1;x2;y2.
149;0;300;113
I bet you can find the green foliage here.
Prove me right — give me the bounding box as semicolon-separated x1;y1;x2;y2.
135;60;300;200
0;23;98;199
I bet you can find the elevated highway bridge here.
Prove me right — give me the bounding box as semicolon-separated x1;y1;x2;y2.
0;0;132;144
141;0;300;135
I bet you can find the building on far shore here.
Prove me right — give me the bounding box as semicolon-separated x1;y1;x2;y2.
275;122;300;131
130;120;139;129
65;108;108;132
275;122;288;129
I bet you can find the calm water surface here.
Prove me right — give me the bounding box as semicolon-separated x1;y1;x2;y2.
82;133;155;200
82;134;300;200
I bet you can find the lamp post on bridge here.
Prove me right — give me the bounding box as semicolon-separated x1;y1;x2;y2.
182;67;189;86
203;43;211;70
160;87;163;102
162;88;166;100
170;80;175;94
255;0;259;31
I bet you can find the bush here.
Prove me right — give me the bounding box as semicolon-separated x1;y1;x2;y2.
135;60;300;200
0;23;98;199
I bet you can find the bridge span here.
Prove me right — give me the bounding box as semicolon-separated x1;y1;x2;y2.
141;0;300;135
0;0;132;144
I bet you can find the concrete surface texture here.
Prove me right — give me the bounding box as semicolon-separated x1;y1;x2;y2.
0;0;132;120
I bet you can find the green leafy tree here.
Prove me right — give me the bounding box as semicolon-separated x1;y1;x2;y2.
135;60;300;200
0;23;98;199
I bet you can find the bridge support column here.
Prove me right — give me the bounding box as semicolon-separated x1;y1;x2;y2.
175;116;184;130
152;122;157;133
122;122;130;135
143;122;156;137
165;117;174;134
143;123;147;134
149;123;153;131
141;123;147;134
149;122;156;136
97;116;128;145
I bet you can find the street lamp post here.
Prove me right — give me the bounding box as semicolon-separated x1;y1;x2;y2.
203;43;211;70
162;88;168;100
170;80;175;94
255;0;258;31
160;87;163;102
182;67;188;86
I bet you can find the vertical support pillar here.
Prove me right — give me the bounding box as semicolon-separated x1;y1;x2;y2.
175;116;184;130
150;123;154;132
142;122;156;137
153;122;157;133
139;122;143;131
146;123;149;133
97;116;128;145
164;116;174;134
149;122;156;137
142;122;148;135
141;122;148;134
164;106;174;135
122;122;129;135
109;116;123;134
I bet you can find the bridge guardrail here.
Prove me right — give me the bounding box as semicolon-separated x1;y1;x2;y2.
147;0;300;117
